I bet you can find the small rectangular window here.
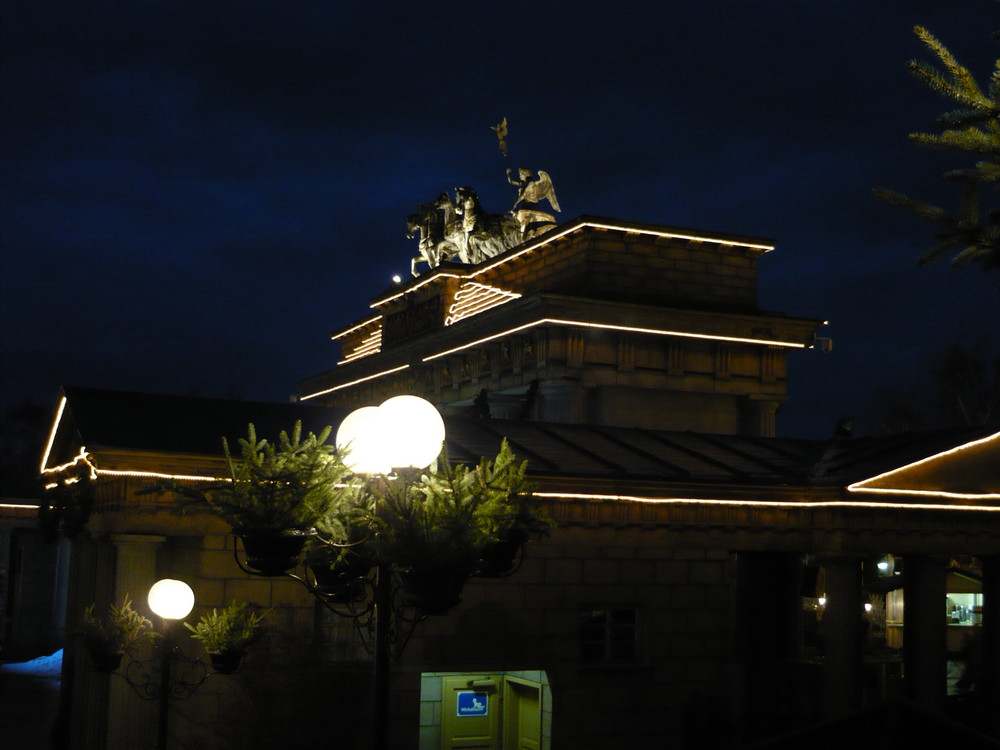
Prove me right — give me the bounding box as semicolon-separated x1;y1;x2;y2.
579;605;641;662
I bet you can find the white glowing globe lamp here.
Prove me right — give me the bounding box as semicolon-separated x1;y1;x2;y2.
147;579;195;621
336;406;391;475
378;395;445;470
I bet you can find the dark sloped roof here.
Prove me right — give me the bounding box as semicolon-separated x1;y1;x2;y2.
47;387;998;492
56;386;348;458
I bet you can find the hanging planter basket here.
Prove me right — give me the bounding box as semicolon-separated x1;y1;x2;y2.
235;528;312;576
476;529;529;578
83;636;124;673
398;565;469;615
307;555;373;603
209;648;246;675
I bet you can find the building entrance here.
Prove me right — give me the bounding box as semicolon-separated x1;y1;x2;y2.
421;671;550;750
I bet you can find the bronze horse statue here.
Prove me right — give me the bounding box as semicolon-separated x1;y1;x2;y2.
453;186;520;264
406;193;466;276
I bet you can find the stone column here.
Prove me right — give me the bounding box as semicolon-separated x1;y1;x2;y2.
106;534;165;750
738;397;781;438
68;536;116;750
979;555;1000;734
903;554;946;712
821;556;863;719
734;551;800;739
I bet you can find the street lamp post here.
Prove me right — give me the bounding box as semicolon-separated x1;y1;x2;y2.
147;578;196;750
335;395;446;750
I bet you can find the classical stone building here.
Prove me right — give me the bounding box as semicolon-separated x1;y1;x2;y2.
299;216;824;436
39;215;1000;749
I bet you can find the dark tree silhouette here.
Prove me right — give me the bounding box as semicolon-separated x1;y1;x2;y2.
876;27;1000;277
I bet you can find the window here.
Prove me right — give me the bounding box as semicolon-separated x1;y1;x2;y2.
579;606;641;662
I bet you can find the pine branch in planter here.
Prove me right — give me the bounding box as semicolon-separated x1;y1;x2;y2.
375;440;550;572
143;421;354;532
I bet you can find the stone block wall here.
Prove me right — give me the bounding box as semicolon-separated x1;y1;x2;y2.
480;227;763;312
152;532;358;750
389;525;738;749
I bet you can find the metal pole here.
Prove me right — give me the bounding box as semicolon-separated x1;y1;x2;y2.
374;561;390;750
158;620;172;750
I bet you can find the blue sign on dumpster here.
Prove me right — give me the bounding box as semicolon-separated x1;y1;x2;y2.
456;691;489;717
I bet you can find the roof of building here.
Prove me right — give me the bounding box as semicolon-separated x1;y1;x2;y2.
42;387;999;499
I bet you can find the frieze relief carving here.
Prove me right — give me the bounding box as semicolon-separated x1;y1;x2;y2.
617;336;635;372
666;341;685;376
501;341;514;370
761;347;778;382
715;345;731;378
382;296;442;345
437;362;452;388
566;331;585;369
531;331;546;368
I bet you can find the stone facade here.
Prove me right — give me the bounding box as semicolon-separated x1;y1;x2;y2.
37;213;1000;749
300;217;823;437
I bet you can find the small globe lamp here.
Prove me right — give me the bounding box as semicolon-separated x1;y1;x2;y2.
147;579;195;622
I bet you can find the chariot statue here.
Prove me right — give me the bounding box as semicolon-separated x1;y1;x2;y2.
405;120;561;276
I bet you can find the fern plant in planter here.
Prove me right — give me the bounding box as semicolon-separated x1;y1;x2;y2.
185;601;266;674
159;422;353;575
80;595;157;672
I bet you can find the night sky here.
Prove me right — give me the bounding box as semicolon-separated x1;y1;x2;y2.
2;1;998;440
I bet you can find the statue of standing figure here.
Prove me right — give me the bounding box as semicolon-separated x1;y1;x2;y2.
507;167;560;239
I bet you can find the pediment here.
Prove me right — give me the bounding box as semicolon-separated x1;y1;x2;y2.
849;429;1000;500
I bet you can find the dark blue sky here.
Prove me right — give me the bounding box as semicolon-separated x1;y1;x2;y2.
2;1;998;438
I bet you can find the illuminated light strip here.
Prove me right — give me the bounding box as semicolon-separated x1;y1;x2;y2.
532;491;1000;513
371;272;464;308
423;320;544;361
39;395;68;473
299;364;411;401
0;502;41;509
469;220;774;279
40;447;224;485
339;327;383;364
848;429;1000;498
332;315;383;341
468;224;584;278
362;221;774;309
445;283;522;326
41;447;96;478
576;220;774;250
422;318;806;362
447;294;517;324
96;469;225;481
843;487;1000;501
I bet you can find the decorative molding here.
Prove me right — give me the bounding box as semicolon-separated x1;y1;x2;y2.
617;336;635;373
445;282;522;326
566;330;585;368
